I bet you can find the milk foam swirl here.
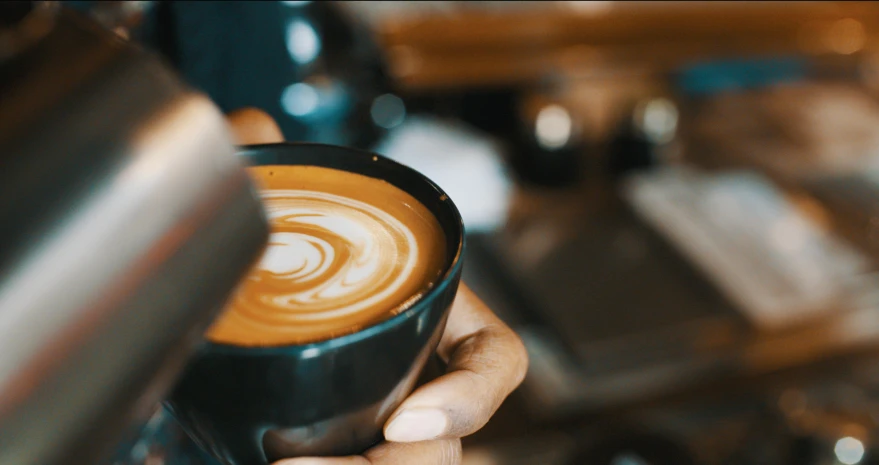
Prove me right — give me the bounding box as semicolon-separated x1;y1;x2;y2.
205;165;447;346
248;189;419;321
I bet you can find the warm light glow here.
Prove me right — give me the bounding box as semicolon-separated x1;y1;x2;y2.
827;19;866;55
636;98;678;144
835;437;866;465
535;104;573;150
565;1;614;14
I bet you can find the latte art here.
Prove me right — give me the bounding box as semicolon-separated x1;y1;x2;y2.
251;189;418;320
206;165;446;346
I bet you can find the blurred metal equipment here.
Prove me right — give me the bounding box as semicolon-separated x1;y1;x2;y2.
512;94;585;187
275;1;396;149
0;3;268;465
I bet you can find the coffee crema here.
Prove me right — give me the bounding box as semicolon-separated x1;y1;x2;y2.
205;165;447;346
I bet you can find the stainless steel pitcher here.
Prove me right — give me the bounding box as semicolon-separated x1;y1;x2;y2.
0;3;269;464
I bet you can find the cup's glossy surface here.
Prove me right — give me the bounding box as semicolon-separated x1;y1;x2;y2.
165;143;465;465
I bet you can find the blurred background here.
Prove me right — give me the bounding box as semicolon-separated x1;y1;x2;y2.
66;1;879;464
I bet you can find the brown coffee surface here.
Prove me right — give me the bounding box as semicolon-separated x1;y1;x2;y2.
205;165;447;346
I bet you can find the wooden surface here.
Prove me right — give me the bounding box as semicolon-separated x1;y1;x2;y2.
370;1;879;91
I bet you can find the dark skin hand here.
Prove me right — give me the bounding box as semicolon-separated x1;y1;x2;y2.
226;108;529;465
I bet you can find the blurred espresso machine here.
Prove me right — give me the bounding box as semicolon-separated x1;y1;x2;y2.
0;3;269;465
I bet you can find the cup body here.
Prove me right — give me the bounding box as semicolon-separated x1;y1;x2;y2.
165;143;465;465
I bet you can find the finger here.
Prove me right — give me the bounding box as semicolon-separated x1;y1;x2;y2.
226;107;285;145
273;439;462;465
383;284;528;443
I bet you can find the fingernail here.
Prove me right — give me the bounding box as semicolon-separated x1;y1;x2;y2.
385;408;448;442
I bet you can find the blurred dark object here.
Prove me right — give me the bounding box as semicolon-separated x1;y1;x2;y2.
774;383;878;465
0;4;267;465
0;1;35;27
459;354;879;465
510;94;584;188
454;88;521;136
508;131;583;188
606;113;658;180
126;1;396;150
79;1;151;37
0;1;58;62
61;1;152;39
106;409;216;465
567;430;698;465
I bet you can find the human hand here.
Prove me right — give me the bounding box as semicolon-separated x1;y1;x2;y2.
227;108;530;465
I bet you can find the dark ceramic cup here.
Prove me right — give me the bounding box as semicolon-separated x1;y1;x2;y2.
164;143;464;465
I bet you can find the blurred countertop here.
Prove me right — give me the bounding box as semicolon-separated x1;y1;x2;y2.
343;1;879;91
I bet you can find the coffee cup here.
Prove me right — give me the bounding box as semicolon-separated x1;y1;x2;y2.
164;143;464;465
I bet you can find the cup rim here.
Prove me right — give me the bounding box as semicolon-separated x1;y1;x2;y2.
205;142;464;356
